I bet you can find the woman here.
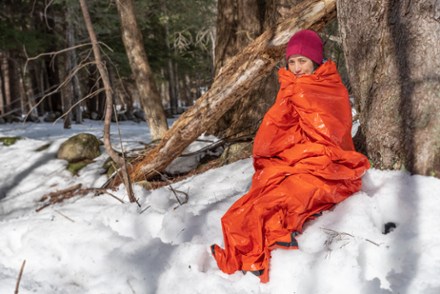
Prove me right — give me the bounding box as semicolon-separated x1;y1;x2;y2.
211;30;370;283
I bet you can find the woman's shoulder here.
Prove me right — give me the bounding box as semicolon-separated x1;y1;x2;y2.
316;59;337;72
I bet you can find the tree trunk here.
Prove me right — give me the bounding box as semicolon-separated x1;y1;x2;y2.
59;52;73;128
37;62;49;116
337;0;440;176
72;71;83;123
85;65;105;119
207;0;267;140
9;54;22;117
0;56;4;116
208;0;304;163
183;74;193;107
129;0;336;182
160;0;178;115
66;3;83;124
21;62;37;120
1;53;12;115
45;57;63;115
78;0;136;203
115;0;168;140
107;67;121;108
160;68;170;112
167;58;178;114
0;52;10;115
16;62;32;119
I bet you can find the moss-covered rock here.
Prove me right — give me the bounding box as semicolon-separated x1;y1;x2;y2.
35;142;52;152
0;136;23;146
219;142;252;165
103;157;117;177
67;160;93;175
57;133;101;163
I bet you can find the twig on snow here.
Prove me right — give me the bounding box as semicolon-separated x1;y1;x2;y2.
152;169;189;206
322;227;381;249
14;260;26;294
53;209;75;222
36;184;126;212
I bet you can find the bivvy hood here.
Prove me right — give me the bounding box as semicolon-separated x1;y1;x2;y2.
211;60;370;283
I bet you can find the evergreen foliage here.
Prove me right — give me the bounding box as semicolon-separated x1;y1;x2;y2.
0;0;216;119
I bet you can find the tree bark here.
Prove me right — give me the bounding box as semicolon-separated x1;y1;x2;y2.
160;0;178;115
129;0;337;182
16;61;35;120
79;0;136;203
9;54;22;117
337;0;440;176
207;0;268;141
0;57;4;116
115;0;168;140
66;3;83;124
208;0;305;163
60;53;73;128
0;52;11;115
264;0;304;28
44;57;63;115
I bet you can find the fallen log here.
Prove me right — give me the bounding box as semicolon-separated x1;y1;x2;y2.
129;0;336;183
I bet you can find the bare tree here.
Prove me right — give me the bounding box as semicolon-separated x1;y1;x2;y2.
78;0;136;203
115;0;169;140
337;0;440;176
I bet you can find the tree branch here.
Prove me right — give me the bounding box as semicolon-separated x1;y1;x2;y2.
79;0;137;204
129;0;337;183
14;260;26;294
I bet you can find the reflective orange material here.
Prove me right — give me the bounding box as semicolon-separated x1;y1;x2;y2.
211;61;370;283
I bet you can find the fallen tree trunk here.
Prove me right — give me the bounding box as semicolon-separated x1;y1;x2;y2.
130;0;336;183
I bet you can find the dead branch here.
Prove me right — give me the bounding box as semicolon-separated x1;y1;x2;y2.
36;184;126;212
53;87;105;124
169;185;189;206
39;183;82;203
99;190;125;204
139;205;151;214
179;133;253;158
129;0;337;183
14;260;26;294
152;169;189;206
79;0;137;205
322;227;381;248
36;184;83;212
24;43;92;69
53;209;75;222
23;58;95;122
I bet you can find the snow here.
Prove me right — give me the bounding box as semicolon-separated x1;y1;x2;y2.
1;120;440;294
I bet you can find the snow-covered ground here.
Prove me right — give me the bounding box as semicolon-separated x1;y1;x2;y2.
1;120;439;294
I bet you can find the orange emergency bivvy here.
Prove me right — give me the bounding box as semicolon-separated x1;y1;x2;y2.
211;60;370;283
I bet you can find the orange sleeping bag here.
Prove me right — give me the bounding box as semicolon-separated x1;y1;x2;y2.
211;60;370;283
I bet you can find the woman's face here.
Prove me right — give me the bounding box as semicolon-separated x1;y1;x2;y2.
287;55;314;77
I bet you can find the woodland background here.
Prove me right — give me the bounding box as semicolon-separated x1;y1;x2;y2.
0;0;215;126
1;0;439;182
1;1;439;292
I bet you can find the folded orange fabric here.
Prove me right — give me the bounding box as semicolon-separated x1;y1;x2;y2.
211;61;370;283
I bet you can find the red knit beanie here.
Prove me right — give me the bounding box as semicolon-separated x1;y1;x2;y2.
285;30;323;65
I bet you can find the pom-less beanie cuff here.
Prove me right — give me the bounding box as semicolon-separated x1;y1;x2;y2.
285;30;323;65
